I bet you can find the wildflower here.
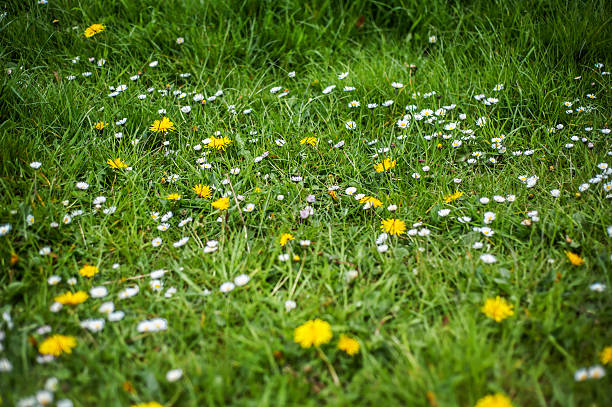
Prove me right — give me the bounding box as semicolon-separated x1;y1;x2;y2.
0;223;11;236
443;191;463;203
348;100;360;108
600;346;612;365
294;319;333;348
285;300;297;312
587;365;605;379
166;193;181;201
234;274;250;286
94;121;107;130
380;219;406;236
38;334;77;356
345;121;356;130
54;291;88;305
79;264;99;277
280;233;295;246
107;158;127;169
438;209;451;217
211;197;230;211
480;253;497;264
337;334;360;355
574;368;588;381
149;117;175;133
152;237;162;247
76;182;89;190
360;196;382;208
84;24;105;38
374;158;396;173
193;184;212;198
565;251;584;266
131;402;164;407
220;282;235;293
300;137;318;146
30;161;42;169
206;136;232;150
90;286;108;298
474;393;513;407
481;296;514;322
166;369;183;382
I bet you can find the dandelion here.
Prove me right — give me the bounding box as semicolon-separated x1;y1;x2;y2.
337;334;360;355
94;121;107;130
373;158;396;173
206;136;232;150
211;197;230;211
192;184;212;198
481;296;514;322
131;402;164;407
166;193;181;201
600;346;612;365
300;137;318;146
356;196;381;210
294;319;333;348
79;264;99;277
474;393;513;407
84;24;105;38
38;335;77;356
565;251;584;266
380;219;406;236
280;233;294;246
107;158;127;169
54;291;89;305
149;117;175;133
443;191;463;203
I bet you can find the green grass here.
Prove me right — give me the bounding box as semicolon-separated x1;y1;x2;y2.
0;0;611;406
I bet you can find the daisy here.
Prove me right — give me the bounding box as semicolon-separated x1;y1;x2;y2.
152;237;162;247
345;121;356;130
338;72;348;79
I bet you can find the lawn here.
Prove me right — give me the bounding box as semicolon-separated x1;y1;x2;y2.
0;0;611;406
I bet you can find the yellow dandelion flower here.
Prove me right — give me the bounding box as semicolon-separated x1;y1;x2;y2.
166;193;181;201
254;187;262;193
107;158;127;169
79;264;99;278
206;136;232;151
211;197;230;211
131;403;164;407
300;137;318;146
84;23;105;38
337;334;360;355
280;233;294;246
373;158;396;173
54;291;89;305
360;196;382;208
565;251;584;266
600;346;612;365
38;334;77;356
149;117;175;133
328;190;338;200
481;296;514;322
94;121;108;130
443;191;464;203
474;393;514;407
381;218;406;236
192;184;212;198
294;319;333;348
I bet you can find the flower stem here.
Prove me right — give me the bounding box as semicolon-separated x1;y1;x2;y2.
317;347;340;386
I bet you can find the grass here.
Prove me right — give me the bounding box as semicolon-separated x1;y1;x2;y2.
0;0;611;406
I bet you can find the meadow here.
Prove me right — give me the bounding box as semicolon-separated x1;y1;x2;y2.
0;0;611;406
